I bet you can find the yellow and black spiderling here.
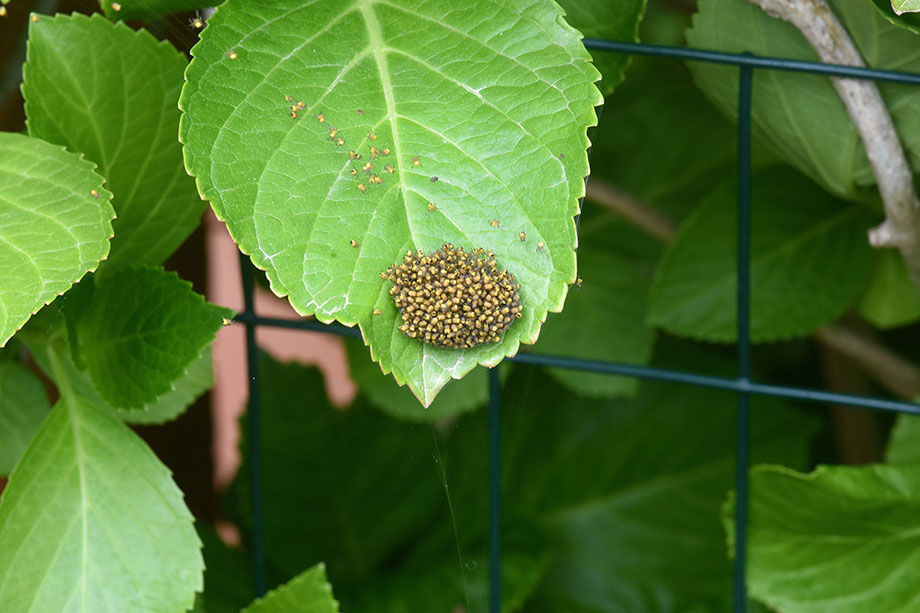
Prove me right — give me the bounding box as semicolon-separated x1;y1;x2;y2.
382;244;522;349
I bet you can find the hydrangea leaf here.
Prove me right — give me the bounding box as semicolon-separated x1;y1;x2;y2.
0;352;203;612
0;132;114;347
180;0;602;405
117;346;213;424
857;249;920;329
727;463;920;613
242;563;339;613
687;0;920;200
649;167;876;342
23;13;204;268
0;361;50;475
77;266;232;410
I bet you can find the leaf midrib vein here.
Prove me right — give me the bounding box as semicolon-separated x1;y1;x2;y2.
358;0;413;243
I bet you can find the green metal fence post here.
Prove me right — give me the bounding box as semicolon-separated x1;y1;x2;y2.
733;60;754;613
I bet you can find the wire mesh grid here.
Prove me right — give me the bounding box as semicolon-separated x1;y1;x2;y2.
234;40;920;613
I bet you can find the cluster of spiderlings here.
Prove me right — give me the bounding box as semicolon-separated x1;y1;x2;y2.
382;244;522;349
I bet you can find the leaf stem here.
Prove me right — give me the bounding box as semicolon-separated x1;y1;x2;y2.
747;0;920;289
585;178;677;241
815;324;920;401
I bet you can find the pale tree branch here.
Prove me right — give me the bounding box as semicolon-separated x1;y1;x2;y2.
585;178;920;401
815;324;920;400
748;0;920;290
585;179;678;242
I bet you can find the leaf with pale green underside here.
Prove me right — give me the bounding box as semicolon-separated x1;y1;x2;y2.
557;0;647;96
23;13;204;268
0;132;114;347
687;0;920;200
867;0;920;33
242;563;339;613
892;0;920;15
858;249;920;328
345;336;486;420
77;266;232;410
649;167;876;342
0;352;203;612
0;361;50;475
534;224;654;398
102;0;214;21
180;0;601;406
727;463;920;613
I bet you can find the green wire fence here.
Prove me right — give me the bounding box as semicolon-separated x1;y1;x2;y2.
234;39;920;613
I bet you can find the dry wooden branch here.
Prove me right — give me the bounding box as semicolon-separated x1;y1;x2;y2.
749;0;920;289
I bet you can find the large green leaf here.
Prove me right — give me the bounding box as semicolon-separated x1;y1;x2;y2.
0;350;203;612
77;266;232;410
687;0;920;200
180;0;602;405
23;13;203;268
0;132;114;347
729;463;920;613
557;0;648;96
231;354;444;584
0;361;50;475
857;249;920;328
649;166;876;342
